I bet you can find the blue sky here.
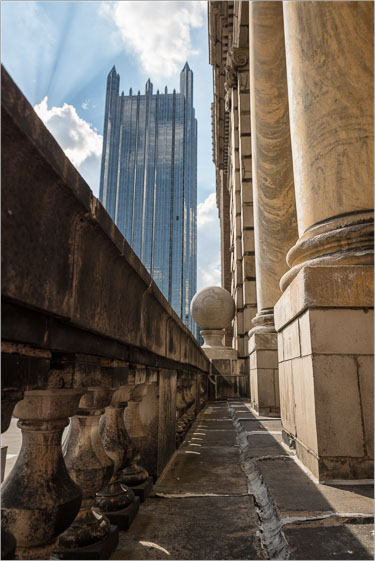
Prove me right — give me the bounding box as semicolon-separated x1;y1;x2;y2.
1;0;221;289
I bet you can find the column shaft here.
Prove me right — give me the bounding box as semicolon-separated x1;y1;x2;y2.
248;1;298;416
250;1;298;321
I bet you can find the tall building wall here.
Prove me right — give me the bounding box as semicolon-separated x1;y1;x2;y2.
99;64;197;332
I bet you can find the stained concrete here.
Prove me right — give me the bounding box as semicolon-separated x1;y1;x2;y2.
111;402;265;560
284;523;374;560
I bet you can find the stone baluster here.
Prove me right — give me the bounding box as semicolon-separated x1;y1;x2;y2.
119;401;149;487
94;393;140;530
1;389;83;560
53;386;118;559
248;1;298;416
1;389;23;560
274;1;374;480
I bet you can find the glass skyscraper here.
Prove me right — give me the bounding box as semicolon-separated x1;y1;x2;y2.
99;63;197;333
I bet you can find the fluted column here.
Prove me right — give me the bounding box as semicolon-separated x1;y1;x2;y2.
53;386;118;559
274;1;374;480
94;392;140;529
248;1;298;416
1;390;83;560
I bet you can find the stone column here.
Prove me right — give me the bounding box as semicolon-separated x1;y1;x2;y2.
94;392;140;529
274;1;374;480
53;386;119;559
1;389;83;560
248;1;298;416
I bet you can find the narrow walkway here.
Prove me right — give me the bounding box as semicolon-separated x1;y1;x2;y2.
111;400;374;561
111;401;266;560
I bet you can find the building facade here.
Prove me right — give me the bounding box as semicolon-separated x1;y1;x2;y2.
99;64;197;332
209;1;374;481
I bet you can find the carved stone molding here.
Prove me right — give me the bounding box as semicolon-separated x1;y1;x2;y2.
224;48;249;103
230;47;249;69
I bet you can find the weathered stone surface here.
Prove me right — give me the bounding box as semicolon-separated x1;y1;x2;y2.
130;476;154;503
111;401;265;560
275;266;374;331
283;523;374;560
94;396;139;526
283;1;373;237
191;286;235;330
249;0;297;312
2;390;83;560
111;496;265;561
1;67;209;378
257;458;374;519
55;387;116;556
155;402;247;496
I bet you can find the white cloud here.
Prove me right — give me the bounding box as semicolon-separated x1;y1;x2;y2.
197;192;221;290
33;97;102;196
100;1;206;78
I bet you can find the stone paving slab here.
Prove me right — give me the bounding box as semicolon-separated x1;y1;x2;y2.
181;429;237;448
110;401;264;560
191;419;235;431
111;495;266;560
244;433;287;458
154;446;247;495
283;523;374;560
199;412;233;420
257;458;374;518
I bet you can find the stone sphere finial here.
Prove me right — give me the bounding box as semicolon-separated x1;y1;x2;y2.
190;286;235;330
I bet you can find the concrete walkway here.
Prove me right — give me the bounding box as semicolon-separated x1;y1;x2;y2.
111;401;266;560
111;400;374;561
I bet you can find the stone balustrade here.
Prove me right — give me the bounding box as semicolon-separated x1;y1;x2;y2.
1;66;209;560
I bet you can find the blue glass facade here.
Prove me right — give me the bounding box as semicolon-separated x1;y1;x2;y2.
99;64;197;333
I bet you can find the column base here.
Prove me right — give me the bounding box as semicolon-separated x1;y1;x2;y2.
275;265;374;481
103;496;140;530
249;331;280;417
51;524;119;560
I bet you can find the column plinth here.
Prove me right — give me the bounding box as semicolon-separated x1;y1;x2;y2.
1;390;83;560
